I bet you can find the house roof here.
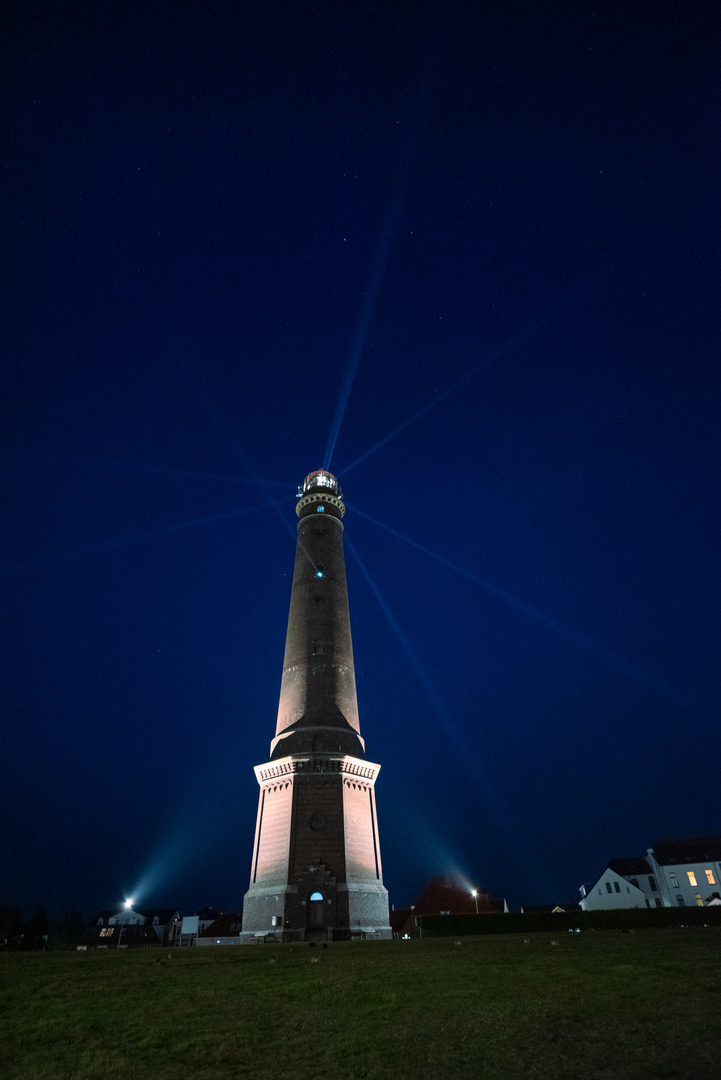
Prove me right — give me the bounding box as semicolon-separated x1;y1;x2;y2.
92;909;121;924
198;912;244;937
651;836;721;865
135;908;179;923
91;907;179;925
78;923;161;947
607;857;653;876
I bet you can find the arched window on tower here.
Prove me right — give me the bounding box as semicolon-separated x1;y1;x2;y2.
310;892;323;901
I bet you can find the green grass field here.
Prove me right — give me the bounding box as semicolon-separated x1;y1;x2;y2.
2;930;720;1080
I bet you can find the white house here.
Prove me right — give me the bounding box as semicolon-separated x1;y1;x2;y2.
581;835;721;910
579;867;649;910
606;857;662;907
646;837;721;908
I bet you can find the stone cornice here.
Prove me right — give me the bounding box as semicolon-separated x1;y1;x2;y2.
254;753;380;786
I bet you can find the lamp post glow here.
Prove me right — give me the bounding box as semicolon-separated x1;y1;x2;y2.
471;889;479;914
124;898;134;909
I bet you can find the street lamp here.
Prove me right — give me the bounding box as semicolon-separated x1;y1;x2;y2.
471;889;479;914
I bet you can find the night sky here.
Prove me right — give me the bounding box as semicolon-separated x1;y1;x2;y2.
2;1;719;920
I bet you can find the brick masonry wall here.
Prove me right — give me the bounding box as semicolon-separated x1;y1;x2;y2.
290;774;346;882
343;778;381;882
253;781;293;884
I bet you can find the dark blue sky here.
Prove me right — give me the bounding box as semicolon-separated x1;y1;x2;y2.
2;1;719;918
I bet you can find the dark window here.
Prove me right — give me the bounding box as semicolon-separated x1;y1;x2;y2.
649;876;657;891
606;882;613;894
614;882;621;893
676;896;685;907
655;898;662;908
630;878;639;888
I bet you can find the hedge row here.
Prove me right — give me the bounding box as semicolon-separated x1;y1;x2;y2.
419;905;721;936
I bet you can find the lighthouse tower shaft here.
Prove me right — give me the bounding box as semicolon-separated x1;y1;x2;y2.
240;471;391;942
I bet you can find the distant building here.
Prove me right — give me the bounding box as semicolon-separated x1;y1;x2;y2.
411;875;502;916
178;908;224;946
390;875;505;937
649;836;721;907
580;835;721;910
78;907;181;948
579;867;649;910
606;856;660;905
196;912;244;946
179;915;200;946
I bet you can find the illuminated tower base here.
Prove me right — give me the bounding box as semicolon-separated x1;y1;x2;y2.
240;470;391;942
240;752;389;940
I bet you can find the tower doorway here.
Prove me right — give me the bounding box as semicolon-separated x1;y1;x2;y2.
308;892;325;934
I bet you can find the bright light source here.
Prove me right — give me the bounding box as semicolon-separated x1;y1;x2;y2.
471;890;477;896
124;898;134;908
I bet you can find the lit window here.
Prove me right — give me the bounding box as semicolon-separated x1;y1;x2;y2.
99;928;113;937
695;894;703;907
310;892;323;901
317;506;324;513
706;870;716;885
687;871;697;886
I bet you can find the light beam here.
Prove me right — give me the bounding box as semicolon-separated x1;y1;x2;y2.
337;256;631;479
345;535;546;889
324;98;429;471
20;450;294;490
351;504;707;714
346;537;513;805
3;498;288;572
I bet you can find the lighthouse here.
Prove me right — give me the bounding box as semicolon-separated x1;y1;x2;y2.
240;470;391;941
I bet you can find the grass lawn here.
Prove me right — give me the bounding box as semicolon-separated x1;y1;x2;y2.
2;929;720;1079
